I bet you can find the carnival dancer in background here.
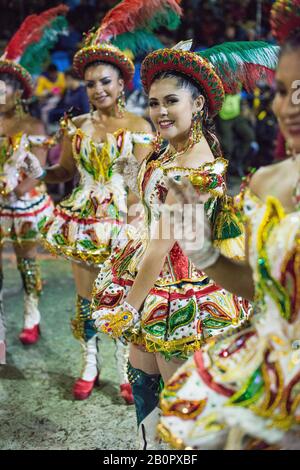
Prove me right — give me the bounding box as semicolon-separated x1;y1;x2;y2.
157;0;300;450
0;6;68;362
21;0;184;403
90;34;278;448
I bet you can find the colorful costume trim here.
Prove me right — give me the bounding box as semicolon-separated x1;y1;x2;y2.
158;189;300;448
0;133;54;245
41;117;152;266
91;152;251;359
73;43;135;84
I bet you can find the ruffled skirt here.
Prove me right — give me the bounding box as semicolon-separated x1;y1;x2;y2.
92;240;252;359
0;193;53;244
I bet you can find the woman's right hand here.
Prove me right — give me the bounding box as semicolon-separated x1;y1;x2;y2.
17;152;45;179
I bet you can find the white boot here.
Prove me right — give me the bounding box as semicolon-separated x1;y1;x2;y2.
115;339;133;404
115;339;130;384
80;335;100;381
23;293;41;329
19;293;41;345
73;335;100;400
138;407;162;450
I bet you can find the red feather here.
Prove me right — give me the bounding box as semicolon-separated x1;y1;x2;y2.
4;5;68;61
222;64;275;94
97;0;182;42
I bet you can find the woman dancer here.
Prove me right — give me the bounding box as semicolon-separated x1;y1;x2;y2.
90;38;277;447
21;0;184;402
0;6;68;362
158;0;300;450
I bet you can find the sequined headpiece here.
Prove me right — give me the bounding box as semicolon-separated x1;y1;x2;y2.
141;40;280;117
73;0;183;84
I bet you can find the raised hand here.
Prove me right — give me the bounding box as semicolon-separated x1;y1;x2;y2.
17;152;45;180
92;301;140;339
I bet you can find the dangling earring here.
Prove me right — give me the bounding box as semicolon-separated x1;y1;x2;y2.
15;95;25;119
189;110;203;145
117;90;126;118
153;131;164;154
285;138;297;159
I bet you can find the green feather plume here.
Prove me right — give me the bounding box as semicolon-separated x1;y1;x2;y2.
199;41;280;93
112;30;163;56
20;16;68;75
149;8;181;31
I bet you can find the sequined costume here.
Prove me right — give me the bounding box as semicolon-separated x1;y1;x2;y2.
91;150;252;360
0;132;54;352
0;133;54;244
158;187;300;449
41;117;152;267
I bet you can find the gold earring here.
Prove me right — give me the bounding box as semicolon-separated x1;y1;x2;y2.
117;90;126;118
189;111;203;145
15;96;25;119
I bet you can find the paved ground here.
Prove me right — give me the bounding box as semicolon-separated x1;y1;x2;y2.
0;250;136;450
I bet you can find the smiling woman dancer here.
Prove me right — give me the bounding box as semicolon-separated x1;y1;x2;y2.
0;6;68;362
90;36;278;448
21;0;185;403
157;0;300;450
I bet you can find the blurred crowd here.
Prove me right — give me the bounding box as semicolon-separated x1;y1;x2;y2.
0;0;281;197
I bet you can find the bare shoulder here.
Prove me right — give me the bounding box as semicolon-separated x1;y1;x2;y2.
72;113;90;128
125;112;153;134
250;160;287;193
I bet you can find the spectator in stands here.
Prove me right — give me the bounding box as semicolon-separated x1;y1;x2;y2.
35;63;66;99
48;68;89;126
216;91;256;176
35;63;66;130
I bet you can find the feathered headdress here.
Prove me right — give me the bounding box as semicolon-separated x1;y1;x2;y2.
0;5;69;97
73;0;183;82
141;40;279;117
271;0;300;44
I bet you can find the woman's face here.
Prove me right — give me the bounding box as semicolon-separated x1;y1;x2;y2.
84;63;124;113
272;49;300;153
148;77;204;146
0;83;20;114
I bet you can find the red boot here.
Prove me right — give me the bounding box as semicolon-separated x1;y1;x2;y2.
73;375;99;400
19;324;40;345
120;383;134;404
19;293;41;345
73;336;100;400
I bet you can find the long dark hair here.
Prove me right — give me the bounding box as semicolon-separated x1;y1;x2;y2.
151;70;222;158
